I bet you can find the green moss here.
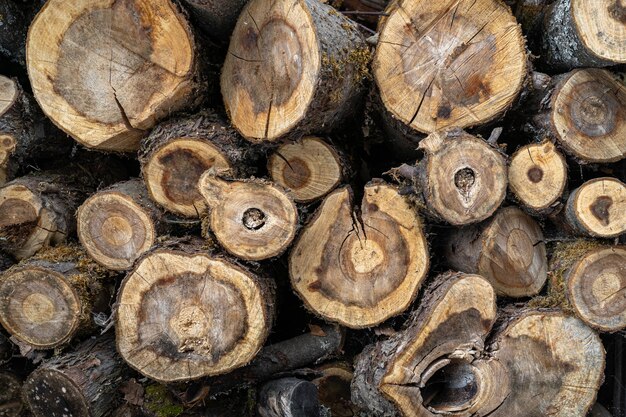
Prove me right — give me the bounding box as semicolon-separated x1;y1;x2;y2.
144;384;184;417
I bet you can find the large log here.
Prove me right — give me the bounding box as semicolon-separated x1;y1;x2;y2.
115;239;275;382
290;181;429;328
373;0;527;135
221;0;368;142
26;0;207;151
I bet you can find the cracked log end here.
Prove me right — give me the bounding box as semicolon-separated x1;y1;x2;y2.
509;140;567;213
198;173;298;261
551;69;626;163
115;247;274;382
78;179;160;271
417;129;507;225
289;182;429;328
26;0;200;151
374;0;526;134
268;137;343;203
221;0;367;142
565;177;626;238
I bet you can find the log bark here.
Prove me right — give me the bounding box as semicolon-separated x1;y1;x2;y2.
221;0;368;142
444;206;547;298
373;0;527;135
181;0;248;41
0;1;27;67
257;378;320;417
22;335;126;417
268;137;347;204
565;177;626;238
26;0;207;151
312;363;356;417
139;111;259;218
290;181;429;328
352;272;605;417
198;174;298;261
508;139;568;215
0;245;111;350
0;372;23;417
540;0;626;70
115;239;275;382
77;179;166;271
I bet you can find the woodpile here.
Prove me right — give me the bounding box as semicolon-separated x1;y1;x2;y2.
0;0;625;416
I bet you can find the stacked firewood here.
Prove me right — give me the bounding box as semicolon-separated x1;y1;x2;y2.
0;0;625;416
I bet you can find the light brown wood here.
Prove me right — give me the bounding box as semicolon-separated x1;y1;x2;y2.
565;177;626;238
509;140;568;214
0;245;110;350
198;174;298;261
116;242;275;382
0;372;23;417
26;0;204;151
374;0;527;134
445;206;547;297
78;179;164;271
268;137;344;203
290;181;429;328
221;0;368;142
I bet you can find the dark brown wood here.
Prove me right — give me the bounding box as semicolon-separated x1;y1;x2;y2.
0;372;22;417
257;378;320;417
181;0;248;40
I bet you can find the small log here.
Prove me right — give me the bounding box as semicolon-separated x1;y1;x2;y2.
312;363;356;417
181;0;248;40
290;181;429;328
541;0;626;70
0;245;111;350
445;206;547;298
115;240;275;382
565;177;626;238
221;0;368;142
77;179;166;271
139;111;259;218
198;174;298;261
22;335;126;417
257;378;321;417
0;372;23;417
268;137;346;204
508;140;568;215
399;129;507;225
0;1;27;67
373;0;527;134
27;0;206;151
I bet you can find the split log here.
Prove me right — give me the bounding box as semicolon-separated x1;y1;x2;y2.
268;137;346;204
395;129;507;225
0;372;23;417
508;140;568;215
181;0;248;40
352;272;605;417
373;0;527;134
78;179;166;271
0;1;27;67
198;174;298;261
257;378;320;417
313;363;356;417
290;181;429;328
115;240;275;382
0;245;111;350
541;0;626;70
26;0;206;151
445;206;547;297
221;0;368;142
565;177;626;238
139;111;259;218
22;335;126;417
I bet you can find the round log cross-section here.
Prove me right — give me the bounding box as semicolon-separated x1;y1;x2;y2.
116;246;274;382
290;182;429;328
26;0;203;151
374;0;527;134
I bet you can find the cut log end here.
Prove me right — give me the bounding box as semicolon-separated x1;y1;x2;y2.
268;137;343;203
572;0;626;63
566;177;626;238
551;69;626;163
27;0;199;151
374;0;527;133
116;249;273;382
199;174;298;261
290;182;429;328
509;140;567;212
0;76;18;117
23;369;90;417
